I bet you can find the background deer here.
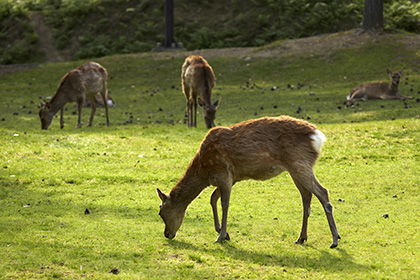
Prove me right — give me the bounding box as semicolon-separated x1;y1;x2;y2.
182;55;220;129
347;69;413;103
39;62;110;129
157;116;341;248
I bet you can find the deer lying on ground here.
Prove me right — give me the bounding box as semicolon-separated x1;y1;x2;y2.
347;69;413;104
182;55;221;129
39;62;110;129
157;116;341;248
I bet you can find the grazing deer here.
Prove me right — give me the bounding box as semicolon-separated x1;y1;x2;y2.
39;62;110;129
347;69;413;103
182;55;220;129
157;116;341;248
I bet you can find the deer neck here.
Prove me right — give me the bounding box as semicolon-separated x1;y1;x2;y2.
169;155;209;208
390;82;399;93
48;91;69;116
202;88;212;105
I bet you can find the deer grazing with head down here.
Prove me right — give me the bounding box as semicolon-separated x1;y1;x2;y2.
347;69;413;104
157;116;341;248
39;62;110;129
182;55;221;129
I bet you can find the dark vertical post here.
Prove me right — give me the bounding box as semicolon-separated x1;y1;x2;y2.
163;0;177;48
363;0;384;31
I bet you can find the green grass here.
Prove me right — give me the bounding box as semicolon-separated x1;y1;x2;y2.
1;32;420;279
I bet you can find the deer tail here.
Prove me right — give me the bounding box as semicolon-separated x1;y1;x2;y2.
310;129;326;154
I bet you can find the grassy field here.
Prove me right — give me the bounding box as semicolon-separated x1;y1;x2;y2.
1;31;420;279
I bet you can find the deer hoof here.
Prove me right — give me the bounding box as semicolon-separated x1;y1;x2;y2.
295;237;307;244
215;232;230;243
330;234;341;248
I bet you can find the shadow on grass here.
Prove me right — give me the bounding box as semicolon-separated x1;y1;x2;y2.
167;239;367;273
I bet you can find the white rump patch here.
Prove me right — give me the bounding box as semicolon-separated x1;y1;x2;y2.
107;99;115;107
310;129;326;154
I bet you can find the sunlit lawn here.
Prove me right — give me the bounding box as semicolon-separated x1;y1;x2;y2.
1;32;420;279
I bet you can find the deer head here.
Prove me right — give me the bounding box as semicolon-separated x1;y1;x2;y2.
387;69;403;86
39;102;53;130
157;188;187;239
198;97;221;129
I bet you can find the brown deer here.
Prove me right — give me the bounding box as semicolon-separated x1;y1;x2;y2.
39;62;110;129
157;116;341;248
347;69;413;103
182;55;220;129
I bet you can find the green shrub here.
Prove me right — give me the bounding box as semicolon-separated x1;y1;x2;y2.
1;0;420;63
385;1;420;32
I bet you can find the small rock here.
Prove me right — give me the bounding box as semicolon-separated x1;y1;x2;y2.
109;268;120;275
84;208;90;215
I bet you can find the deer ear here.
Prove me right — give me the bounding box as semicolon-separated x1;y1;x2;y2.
198;97;205;107
213;97;221;108
386;69;392;75
157;188;168;203
399;69;403;74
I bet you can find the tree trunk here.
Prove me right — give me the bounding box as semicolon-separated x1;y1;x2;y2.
163;0;177;48
363;0;384;31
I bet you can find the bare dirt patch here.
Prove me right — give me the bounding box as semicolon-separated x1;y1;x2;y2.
126;29;420;61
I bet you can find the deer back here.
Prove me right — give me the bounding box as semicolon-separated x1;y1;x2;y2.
197;116;322;183
182;56;215;100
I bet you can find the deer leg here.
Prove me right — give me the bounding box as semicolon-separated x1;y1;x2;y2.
210;188;221;233
76;98;84;128
215;183;232;243
290;170;340;248
186;99;192;128
311;175;341;248
101;89;110;126
211;188;231;241
193;97;197;128
183;86;191;127
294;183;313;245
87;95;97;127
348;88;367;102
60;107;64;129
397;94;413;100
